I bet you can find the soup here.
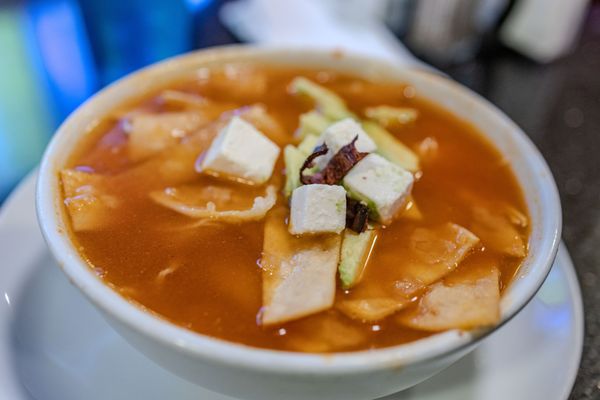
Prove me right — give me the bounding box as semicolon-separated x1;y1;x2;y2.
60;65;529;353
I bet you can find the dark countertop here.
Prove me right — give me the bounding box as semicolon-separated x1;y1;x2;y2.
443;8;600;399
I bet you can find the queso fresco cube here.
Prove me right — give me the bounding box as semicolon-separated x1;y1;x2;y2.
315;118;376;169
200;116;280;185
289;184;347;235
343;153;414;224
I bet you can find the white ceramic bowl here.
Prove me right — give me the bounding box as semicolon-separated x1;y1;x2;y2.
36;46;561;400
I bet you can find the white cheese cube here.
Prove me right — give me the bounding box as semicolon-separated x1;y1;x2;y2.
200;116;280;185
289;184;347;235
343;153;414;224
315;118;377;169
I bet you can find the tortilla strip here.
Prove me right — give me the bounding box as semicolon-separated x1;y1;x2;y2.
336;298;411;322
397;267;501;331
112;105;273;192
285;314;366;353
127;112;208;162
471;206;527;257
61;169;119;231
337;223;480;321
260;208;341;325
458;190;528;257
403;223;481;284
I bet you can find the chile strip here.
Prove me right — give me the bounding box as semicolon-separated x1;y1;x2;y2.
300;136;368;185
346;197;370;233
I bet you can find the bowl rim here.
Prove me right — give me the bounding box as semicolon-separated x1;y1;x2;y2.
36;45;562;375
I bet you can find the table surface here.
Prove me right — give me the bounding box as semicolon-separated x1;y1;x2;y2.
192;4;600;398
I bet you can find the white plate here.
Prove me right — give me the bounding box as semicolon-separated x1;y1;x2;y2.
0;174;584;400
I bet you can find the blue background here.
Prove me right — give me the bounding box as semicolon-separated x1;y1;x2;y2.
0;0;217;200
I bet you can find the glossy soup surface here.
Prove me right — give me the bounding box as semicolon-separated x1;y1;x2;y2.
64;65;529;352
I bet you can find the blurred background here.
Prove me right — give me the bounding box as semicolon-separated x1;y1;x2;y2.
0;0;596;201
0;0;598;398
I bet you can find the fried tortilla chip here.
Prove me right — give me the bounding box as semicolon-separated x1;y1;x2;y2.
397;267;501;331
61;169;119;231
471;206;527;257
284;313;366;352
260;208;341;325
336;298;411;322
150;184;276;223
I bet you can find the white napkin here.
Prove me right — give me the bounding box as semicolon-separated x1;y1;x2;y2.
219;0;429;69
499;0;589;63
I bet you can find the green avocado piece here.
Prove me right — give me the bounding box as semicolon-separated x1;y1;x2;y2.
283;145;307;198
290;77;354;121
297;110;333;139
297;134;320;155
361;121;419;172
290;77;420;173
283;135;327;198
339;228;378;289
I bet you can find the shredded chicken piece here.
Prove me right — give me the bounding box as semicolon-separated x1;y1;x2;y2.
155;262;181;284
178;219;226;230
150;185;277;223
416;137;439;162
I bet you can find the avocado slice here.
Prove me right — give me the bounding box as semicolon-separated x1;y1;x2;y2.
339;228;378;289
283;145;306;198
289;77;354;121
283;135;323;198
362;121;419;172
297;133;320;155
297;110;333;139
289;77;419;171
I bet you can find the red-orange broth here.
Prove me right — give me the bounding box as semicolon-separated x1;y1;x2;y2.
61;65;529;352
